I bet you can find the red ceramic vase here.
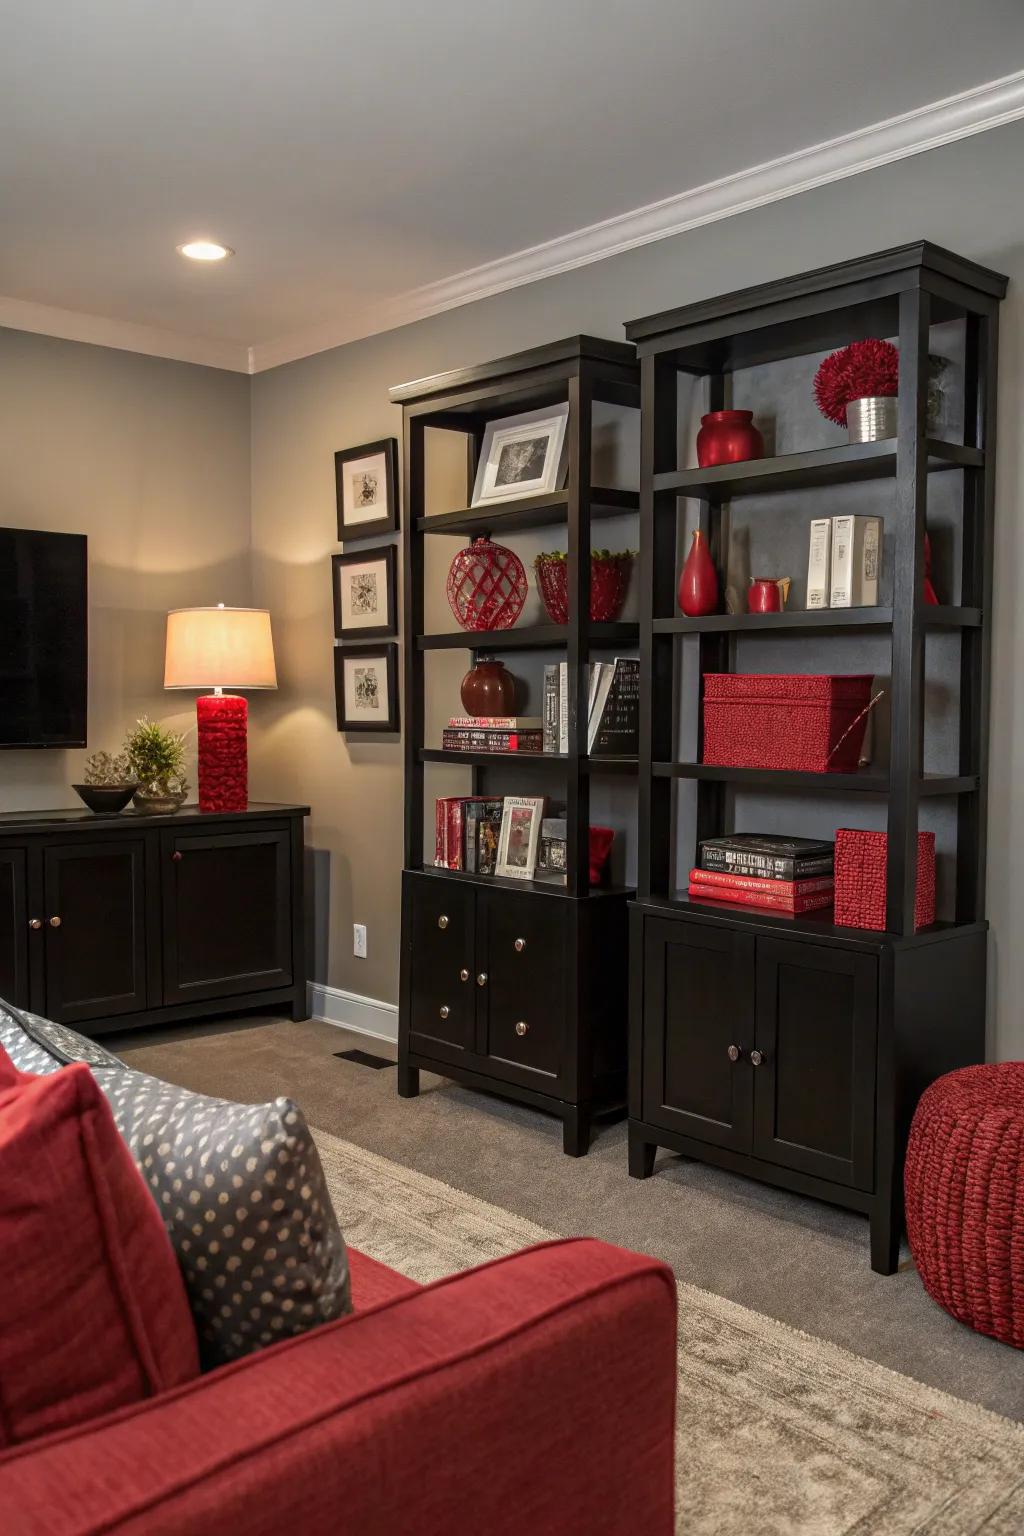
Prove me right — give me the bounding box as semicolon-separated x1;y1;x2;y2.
696;410;764;468
678;529;718;617
747;578;782;614
460;658;517;716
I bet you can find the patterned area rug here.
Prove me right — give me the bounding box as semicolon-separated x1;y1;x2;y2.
313;1129;1024;1536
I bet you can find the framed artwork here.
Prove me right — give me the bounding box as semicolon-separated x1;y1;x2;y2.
332;544;397;640
335;438;399;540
495;795;545;880
334;642;400;733
471;404;569;507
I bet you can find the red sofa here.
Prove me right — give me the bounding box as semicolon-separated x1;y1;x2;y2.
0;1237;677;1535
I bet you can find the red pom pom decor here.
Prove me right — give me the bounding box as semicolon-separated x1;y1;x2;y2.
447;537;527;632
814;339;899;426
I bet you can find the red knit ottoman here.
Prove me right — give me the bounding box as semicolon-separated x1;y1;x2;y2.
905;1063;1024;1347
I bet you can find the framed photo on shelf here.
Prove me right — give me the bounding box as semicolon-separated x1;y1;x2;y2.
332;544;397;640
471;404;569;507
335;438;399;540
495;795;545;880
334;642;399;733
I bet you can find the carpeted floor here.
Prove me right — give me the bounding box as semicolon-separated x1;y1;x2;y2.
108;1011;1024;1422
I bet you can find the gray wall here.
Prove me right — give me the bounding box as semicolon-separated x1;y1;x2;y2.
0;329;253;804
250;117;1024;1059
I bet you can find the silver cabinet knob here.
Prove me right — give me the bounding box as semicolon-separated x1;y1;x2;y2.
459;968;470;982
476;972;487;987
49;916;62;929
514;937;526;953
437;915;449;930
515;1020;529;1037
750;1049;766;1067
727;1044;741;1062
28;918;42;931
439;1005;449;1020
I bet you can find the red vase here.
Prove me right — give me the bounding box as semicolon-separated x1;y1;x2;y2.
696;410;764;468
678;530;718;617
923;532;939;605
747;578;782;613
460;658;517;716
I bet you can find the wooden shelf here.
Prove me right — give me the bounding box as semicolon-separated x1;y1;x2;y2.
651;763;978;796
653;605;980;635
652;438;982;503
584;755;638;774
420;748;568;768
640;890;973;947
411;863;634;901
417;487;638;537
418;621;638;651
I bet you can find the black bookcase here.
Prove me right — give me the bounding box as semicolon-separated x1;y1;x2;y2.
623;244;1007;1269
390;337;640;1153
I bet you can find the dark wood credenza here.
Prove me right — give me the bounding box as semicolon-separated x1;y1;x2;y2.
0;802;309;1036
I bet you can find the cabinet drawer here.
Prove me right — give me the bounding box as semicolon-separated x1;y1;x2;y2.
478;888;567;1084
407;877;475;1054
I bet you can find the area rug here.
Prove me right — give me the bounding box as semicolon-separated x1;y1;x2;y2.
313;1127;1024;1536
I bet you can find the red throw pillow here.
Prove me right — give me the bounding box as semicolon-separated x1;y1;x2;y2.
0;1048;199;1447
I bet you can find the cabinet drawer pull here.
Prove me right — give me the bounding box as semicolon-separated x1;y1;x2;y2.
171;851;183;862
459;968;470;982
28;918;42;931
514;1020;529;1037
749;1049;766;1067
726;1044;742;1062
48;916;62;929
476;972;487;988
439;1005;450;1020
514;937;526;953
437;914;449;930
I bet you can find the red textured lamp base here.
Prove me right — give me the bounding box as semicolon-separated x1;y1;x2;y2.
197;693;248;813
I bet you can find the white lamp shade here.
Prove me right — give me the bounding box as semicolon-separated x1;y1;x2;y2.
164;607;277;690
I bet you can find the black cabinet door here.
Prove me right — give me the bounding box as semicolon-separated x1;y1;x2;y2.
407;876;476;1057
0;847;30;1009
642;917;754;1150
161;828;292;1004
753;938;877;1190
477;887;567;1088
42;840;148;1023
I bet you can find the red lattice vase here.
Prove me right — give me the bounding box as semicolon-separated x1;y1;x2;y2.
447;537;527;632
534;553;635;625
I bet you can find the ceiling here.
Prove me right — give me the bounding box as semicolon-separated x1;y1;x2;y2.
2;0;1023;372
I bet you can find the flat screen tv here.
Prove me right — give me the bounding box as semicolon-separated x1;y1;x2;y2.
0;529;87;748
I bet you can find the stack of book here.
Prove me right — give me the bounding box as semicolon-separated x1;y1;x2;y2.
689;834;835;914
542;656;640;755
806;514;881;610
435;796;505;873
441;716;543;754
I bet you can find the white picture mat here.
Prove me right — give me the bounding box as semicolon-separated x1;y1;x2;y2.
343;654;390;720
472;404;569;506
496;795;545;879
343;450;389;525
337;554;391;629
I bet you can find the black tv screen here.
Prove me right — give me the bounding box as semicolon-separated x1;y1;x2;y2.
0;529;87;748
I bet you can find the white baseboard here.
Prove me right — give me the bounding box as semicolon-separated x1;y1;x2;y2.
309;982;398;1044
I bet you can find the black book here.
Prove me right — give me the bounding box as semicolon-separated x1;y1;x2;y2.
592;657;640;755
700;833;835;881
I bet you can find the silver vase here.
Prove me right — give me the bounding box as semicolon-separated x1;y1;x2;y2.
846;396;897;443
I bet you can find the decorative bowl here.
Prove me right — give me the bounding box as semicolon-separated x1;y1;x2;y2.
534;551;635;625
132;788;188;816
71;783;137;814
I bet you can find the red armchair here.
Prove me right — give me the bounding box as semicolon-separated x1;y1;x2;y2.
0;1237;677;1536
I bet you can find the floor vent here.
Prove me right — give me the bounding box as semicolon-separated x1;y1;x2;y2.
334;1048;395;1070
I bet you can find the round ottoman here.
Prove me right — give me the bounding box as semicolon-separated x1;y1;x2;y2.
905;1063;1024;1347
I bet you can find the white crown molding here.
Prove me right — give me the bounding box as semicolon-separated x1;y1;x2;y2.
250;68;1024;373
0;295;250;373
4;70;1023;376
310;981;398;1044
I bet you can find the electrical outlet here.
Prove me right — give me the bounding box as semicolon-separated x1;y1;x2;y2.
353;923;367;959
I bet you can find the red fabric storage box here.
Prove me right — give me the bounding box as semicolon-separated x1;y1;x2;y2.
834;828;936;930
702;673;875;772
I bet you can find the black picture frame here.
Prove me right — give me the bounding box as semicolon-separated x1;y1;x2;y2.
335;437;399;541
331;543;398;640
334;642;400;733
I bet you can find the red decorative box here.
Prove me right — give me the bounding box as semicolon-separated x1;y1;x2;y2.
834;829;936;931
702;674;874;773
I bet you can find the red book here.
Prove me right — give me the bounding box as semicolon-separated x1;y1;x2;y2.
688;881;834;915
689;867;834;898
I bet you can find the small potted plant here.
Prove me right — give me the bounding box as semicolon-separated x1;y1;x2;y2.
124;717;189;814
814;338;900;443
72;751;138;814
534;549;636;625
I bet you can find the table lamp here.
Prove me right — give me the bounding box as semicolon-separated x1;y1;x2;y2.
164;605;277;812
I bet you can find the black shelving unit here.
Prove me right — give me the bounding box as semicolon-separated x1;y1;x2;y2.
623;243;1007;1270
390;336;641;1154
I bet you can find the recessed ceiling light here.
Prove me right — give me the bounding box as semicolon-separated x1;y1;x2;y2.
177;240;234;262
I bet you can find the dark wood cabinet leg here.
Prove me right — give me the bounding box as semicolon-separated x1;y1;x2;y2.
397;1056;420;1099
869;1195;902;1275
628;1123;657;1179
290;989;310;1022
562;1105;591;1157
